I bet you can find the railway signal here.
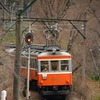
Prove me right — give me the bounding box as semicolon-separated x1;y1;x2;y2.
25;32;33;99
25;33;33;45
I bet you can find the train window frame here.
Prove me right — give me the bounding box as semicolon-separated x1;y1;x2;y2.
69;60;72;71
50;60;59;71
21;57;28;67
30;57;34;68
60;60;69;71
21;56;39;72
34;58;38;69
40;61;49;72
30;57;38;69
39;59;72;72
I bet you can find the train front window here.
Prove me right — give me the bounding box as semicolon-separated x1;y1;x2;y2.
41;61;49;72
51;61;58;71
61;60;69;71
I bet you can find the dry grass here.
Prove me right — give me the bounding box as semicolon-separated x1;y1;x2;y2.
86;79;100;100
0;47;14;99
73;76;100;100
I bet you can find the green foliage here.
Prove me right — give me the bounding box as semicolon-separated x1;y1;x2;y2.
95;96;100;100
3;32;16;43
90;74;100;81
92;95;100;100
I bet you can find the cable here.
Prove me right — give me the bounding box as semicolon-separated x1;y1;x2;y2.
0;1;15;13
0;21;16;27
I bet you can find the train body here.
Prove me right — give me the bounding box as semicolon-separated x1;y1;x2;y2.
20;45;72;96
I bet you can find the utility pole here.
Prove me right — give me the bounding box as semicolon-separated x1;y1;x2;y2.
82;13;87;86
13;13;21;100
13;0;36;100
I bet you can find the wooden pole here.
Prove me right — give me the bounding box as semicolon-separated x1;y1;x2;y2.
13;1;36;99
13;15;21;100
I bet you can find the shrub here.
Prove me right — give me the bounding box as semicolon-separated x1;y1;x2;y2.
90;74;100;81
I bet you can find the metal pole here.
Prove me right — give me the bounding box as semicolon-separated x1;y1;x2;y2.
26;46;31;100
17;0;36;17
82;13;86;85
90;49;99;76
82;37;86;85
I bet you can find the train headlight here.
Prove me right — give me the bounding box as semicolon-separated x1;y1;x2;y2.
40;80;43;85
66;80;70;84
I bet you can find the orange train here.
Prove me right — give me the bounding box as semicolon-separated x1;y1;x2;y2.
21;45;72;97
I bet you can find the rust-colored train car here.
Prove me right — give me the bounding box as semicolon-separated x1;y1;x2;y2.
21;46;72;98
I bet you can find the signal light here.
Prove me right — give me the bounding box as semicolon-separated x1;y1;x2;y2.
27;38;31;42
25;33;33;45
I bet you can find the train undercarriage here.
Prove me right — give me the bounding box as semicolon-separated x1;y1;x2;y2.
22;79;71;98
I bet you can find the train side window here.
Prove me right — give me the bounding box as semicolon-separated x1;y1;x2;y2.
30;58;34;68
34;59;38;69
21;57;27;67
41;61;49;72
51;61;58;71
61;60;69;71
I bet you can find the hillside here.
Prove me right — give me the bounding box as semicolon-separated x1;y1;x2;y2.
0;0;100;100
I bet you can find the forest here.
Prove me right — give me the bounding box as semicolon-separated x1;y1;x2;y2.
0;0;100;100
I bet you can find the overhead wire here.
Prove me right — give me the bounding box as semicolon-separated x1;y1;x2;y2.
0;21;16;27
0;1;15;14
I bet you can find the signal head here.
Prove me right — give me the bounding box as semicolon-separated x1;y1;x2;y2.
25;33;33;45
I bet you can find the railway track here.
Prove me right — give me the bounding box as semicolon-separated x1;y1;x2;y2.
22;91;82;100
22;91;67;100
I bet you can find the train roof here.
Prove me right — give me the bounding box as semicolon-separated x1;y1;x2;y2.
38;51;71;56
5;44;72;59
37;50;72;60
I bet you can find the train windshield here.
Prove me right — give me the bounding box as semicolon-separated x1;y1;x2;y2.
41;61;49;72
40;60;70;72
51;61;59;71
61;60;69;71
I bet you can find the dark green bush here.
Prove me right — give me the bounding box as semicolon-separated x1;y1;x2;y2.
90;74;100;81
